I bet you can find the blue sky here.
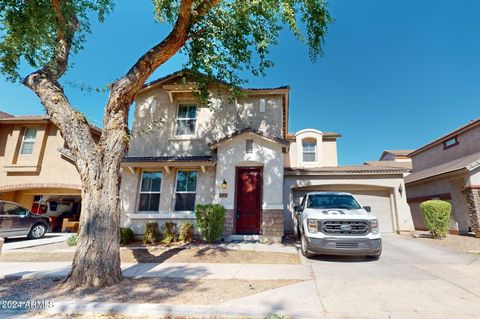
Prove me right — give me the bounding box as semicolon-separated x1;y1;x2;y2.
1;0;479;165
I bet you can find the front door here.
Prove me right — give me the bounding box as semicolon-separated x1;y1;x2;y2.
235;167;262;234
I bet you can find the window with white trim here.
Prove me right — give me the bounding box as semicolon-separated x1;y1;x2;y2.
175;104;197;136
19;128;37;155
174;170;197;211
302;141;316;162
138;171;162;211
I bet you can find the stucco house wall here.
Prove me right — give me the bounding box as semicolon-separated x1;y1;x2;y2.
411;125;480;171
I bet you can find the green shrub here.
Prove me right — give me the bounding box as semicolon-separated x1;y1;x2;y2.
195;204;225;243
120;227;134;246
420;200;451;238
162;222;178;245
67;234;78;246
143;222;159;244
179;222;194;243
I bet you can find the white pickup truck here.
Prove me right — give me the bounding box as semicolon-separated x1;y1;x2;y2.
295;192;382;259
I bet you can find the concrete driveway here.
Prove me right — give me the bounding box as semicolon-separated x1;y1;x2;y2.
302;233;480;319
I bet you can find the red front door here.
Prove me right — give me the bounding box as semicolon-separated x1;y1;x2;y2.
235;167;262;234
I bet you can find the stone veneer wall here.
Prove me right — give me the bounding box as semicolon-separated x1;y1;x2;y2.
465;186;480;238
223;209;235;236
261;209;284;243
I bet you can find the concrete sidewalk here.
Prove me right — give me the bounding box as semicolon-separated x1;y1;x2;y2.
2;233;69;251
0;261;311;280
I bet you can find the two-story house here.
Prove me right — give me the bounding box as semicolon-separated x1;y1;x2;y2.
120;70;415;242
0;113;101;231
405;118;480;237
364;150;413;169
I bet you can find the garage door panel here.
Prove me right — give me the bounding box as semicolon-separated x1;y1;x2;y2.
293;188;394;233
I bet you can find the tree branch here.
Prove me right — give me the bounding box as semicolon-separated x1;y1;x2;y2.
22;0;99;179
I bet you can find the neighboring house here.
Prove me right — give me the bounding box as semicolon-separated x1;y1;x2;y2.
364;150;413;170
405;118;480;237
120;70;415;242
0;113;100;230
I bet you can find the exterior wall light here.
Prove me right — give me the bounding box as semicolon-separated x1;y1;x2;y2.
221;179;228;190
398;184;403;196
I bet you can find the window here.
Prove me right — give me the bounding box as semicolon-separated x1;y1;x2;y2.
138;171;162;211
0;202;28;216
175;104;197;136
19;127;37;155
443;136;459;149
302;141;316;162
174;170;197;211
246;139;253;153
307;194;361;210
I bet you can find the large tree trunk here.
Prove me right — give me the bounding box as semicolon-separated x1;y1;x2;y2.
67;168;123;287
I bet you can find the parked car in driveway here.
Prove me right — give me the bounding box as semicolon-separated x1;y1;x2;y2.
0;200;51;239
295;192;382;259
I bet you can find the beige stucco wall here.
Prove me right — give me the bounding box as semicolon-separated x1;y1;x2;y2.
411;125;480;171
0;123;81;193
120;166;216;234
213;133;284;210
285;130;338;168
283;174;414;233
128;86;284;158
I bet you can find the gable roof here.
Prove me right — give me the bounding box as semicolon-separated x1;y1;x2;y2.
0;114;102;136
404;151;480;184
286;132;342;140
379;150;413;160
0;111;13;119
208;127;289;150
139;70;290;137
409;118;480;157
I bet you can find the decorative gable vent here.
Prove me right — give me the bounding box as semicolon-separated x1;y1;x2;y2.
246;139;254;153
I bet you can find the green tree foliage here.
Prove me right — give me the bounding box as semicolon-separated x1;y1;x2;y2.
196;204;225;243
1;0;330;92
420;200;452;239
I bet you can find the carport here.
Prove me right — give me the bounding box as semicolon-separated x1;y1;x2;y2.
283;166;415;234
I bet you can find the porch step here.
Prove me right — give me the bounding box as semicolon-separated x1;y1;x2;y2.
223;234;261;242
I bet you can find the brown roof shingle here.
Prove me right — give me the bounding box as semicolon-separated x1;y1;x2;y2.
285;165;409;176
0;111;13;119
209;127;289;149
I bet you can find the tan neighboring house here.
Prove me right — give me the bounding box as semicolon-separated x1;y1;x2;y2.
0;113;100;231
364;150;413;169
405;118;480;237
120;70;415;242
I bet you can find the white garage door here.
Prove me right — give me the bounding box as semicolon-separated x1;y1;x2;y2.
293;188;394;233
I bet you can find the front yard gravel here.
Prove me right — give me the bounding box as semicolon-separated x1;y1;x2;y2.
402;231;480;253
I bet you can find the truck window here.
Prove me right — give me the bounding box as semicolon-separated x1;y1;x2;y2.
307;194;361;210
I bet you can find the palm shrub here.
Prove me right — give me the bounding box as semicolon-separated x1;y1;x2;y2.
143;222;159;244
179;222;194;243
120;227;134;246
162;222;178;245
420;200;451;238
195;204;225;243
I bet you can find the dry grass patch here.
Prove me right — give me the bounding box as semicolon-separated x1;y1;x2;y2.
0;277;299;305
1;246;300;264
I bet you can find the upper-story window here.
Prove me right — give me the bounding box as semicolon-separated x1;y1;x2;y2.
443;136;459;149
302;141;316;162
174;170;197;212
175;104;197;136
19;127;37;155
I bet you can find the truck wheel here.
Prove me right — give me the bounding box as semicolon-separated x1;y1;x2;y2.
367;253;381;260
300;234;313;258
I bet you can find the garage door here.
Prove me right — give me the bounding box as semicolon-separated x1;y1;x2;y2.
293;188;394;233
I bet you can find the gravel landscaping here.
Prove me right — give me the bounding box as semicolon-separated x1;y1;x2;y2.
0;245;300;264
402;231;480;253
0;277;299;305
